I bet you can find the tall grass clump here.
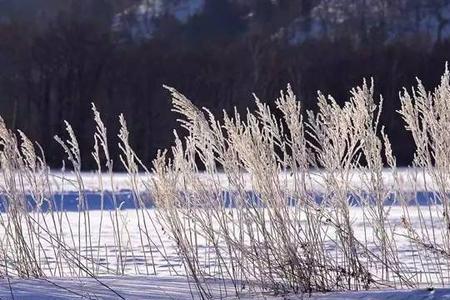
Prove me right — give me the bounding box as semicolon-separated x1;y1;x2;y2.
0;117;46;277
397;64;450;285
0;108;168;279
2;66;450;298
152;67;450;297
150;81;414;298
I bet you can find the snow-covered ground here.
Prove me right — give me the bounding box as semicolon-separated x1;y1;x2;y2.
4;168;437;193
1;276;449;299
0;276;252;299
1;169;450;299
0;206;449;299
1;207;446;279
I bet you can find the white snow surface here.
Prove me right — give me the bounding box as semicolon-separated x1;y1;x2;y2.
12;168;438;193
0;206;449;299
0;277;449;299
1;169;449;299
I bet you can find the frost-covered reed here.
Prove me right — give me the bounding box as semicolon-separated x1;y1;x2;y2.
1;67;450;298
154;66;450;297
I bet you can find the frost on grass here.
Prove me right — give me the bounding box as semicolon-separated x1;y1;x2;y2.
1;67;450;298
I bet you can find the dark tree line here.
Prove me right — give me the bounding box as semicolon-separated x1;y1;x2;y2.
1;0;450;169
